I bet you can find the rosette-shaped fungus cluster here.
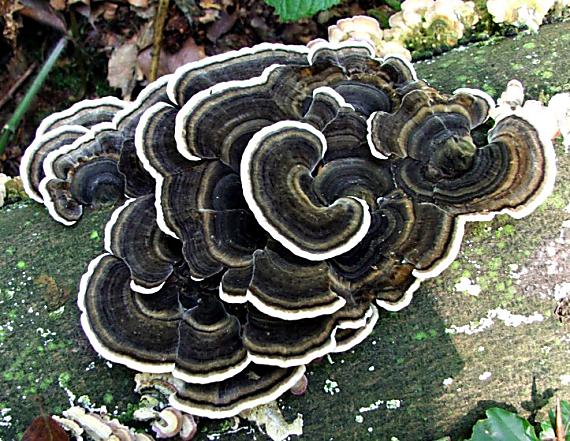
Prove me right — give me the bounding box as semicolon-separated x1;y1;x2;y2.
21;41;555;418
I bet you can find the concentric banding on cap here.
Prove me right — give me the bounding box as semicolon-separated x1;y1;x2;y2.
243;246;346;320
241;120;371;261
79;255;254;385
35;97;125;137
167;42;310;106
77;254;179;373
243;305;337;367
170;365;306;419
333;305;379;353
367;87;492;160
38;122;125;225
104;195;181;294
135;102;192;239
20;125;88;203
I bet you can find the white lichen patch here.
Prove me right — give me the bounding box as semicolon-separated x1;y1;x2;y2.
323;379;340;395
385;399;401;410
240;401;303;441
554;282;570;300
0;407;12;428
560;374;570;386
207;426;255;440
454;277;481;296
445;308;544;335
359;400;384;413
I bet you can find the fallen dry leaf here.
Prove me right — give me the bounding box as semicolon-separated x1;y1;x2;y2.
23;416;69;441
0;0;23;45
49;0;66;11
102;1;118;19
128;0;149;8
206;10;237;42
137;36;205;80
108;42;139;98
18;0;67;33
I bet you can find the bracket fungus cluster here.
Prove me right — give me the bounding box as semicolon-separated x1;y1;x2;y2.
21;40;555;419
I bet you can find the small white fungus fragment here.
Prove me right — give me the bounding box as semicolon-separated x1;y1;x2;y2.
323;379;340;395
560;374;570;386
446;308;544;335
554;282;570;301
359;400;383;413
454;277;481;297
355;415;364;423
479;371;492;381
443;378;454;386
386;400;401;410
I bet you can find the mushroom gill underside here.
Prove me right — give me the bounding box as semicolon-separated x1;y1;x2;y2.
21;41;555;418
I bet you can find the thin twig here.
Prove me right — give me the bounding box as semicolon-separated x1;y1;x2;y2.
0;37;67;156
150;0;170;82
0;63;37;111
556;397;565;441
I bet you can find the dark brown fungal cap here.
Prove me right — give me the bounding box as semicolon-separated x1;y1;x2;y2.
39;123;126;225
430;115;552;216
160;161;265;280
243;304;338;366
136;103;190;178
20;125;88;203
112;76;175;198
314;158;394;210
79;255;248;384
78;254;181;371
27;41;554;421
175;296;250;383
246;244;345;319
35;97;126;137
368;87;491;160
242;121;370;261
168;43;310;106
175;43;418;170
171;365;305;419
104;195;182;294
219;265;254;304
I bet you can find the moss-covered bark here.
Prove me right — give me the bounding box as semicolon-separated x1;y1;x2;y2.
1;21;570;441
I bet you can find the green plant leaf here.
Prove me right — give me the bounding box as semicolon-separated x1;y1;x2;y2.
383;0;401;11
544;400;570;440
468;408;539;441
264;0;341;22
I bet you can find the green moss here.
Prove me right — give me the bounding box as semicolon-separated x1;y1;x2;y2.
488;257;503;271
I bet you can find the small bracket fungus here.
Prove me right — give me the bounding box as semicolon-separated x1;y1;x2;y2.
23;39;555;419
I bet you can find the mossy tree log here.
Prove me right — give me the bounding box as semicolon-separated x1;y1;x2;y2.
1;22;570;441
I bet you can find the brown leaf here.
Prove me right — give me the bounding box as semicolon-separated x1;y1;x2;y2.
128;0;149;8
49;0;66;11
102;2;118;20
23;416;69;441
108;42;139;99
17;0;67;33
0;0;23;45
206;10;237;42
137;37;205;80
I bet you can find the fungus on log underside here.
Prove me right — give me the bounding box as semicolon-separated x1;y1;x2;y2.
23;40;555;418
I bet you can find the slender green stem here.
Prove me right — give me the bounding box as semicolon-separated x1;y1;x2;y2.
0;37;68;156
